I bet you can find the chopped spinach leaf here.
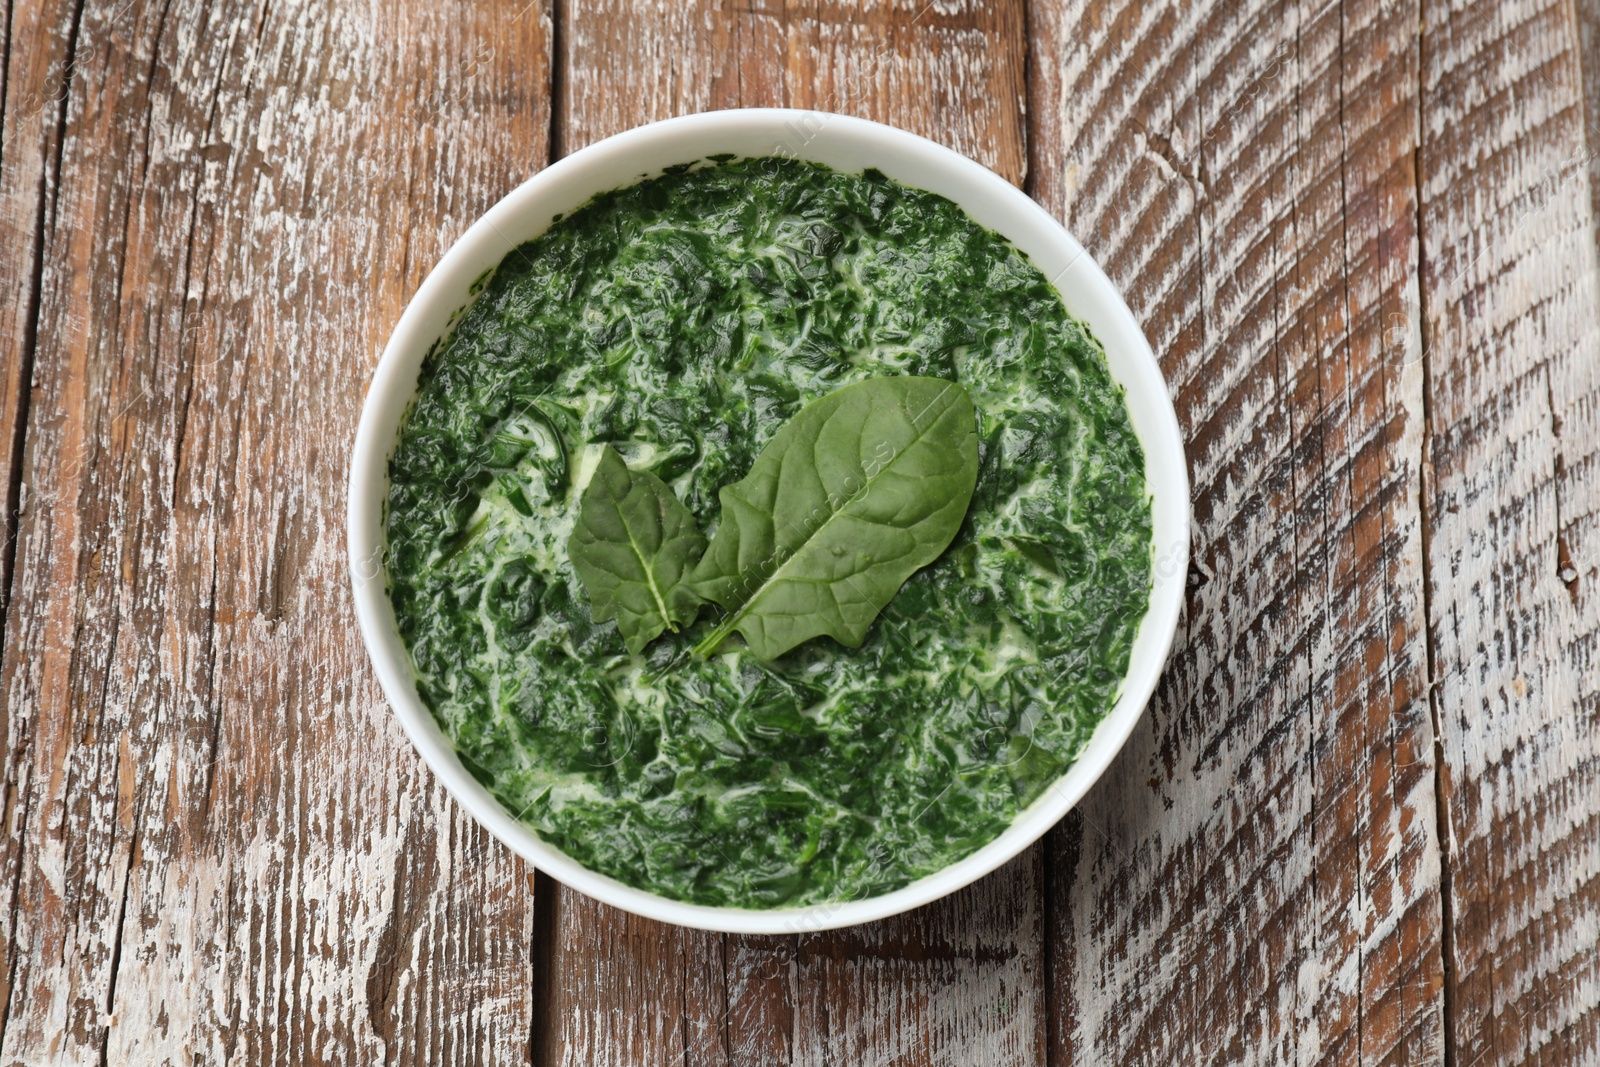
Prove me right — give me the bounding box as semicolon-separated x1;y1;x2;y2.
385;158;1153;908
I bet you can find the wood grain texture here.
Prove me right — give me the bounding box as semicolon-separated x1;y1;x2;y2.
0;0;76;667
1419;0;1600;1062
542;3;1044;1065
0;0;81;1041
557;0;1027;182
1029;0;1445;1063
1580;0;1600;258
0;1;551;1063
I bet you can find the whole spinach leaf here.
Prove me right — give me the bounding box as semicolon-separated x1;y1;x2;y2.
690;376;979;660
567;445;706;655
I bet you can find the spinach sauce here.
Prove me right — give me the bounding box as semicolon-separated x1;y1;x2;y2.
386;158;1153;908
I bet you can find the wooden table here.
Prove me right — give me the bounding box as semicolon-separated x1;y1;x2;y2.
2;0;1597;1063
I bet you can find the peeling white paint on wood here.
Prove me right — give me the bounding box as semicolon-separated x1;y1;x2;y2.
1420;0;1600;1061
1031;0;1447;1063
0;1;549;1064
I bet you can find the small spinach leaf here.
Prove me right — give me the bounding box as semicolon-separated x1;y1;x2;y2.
1005;535;1062;577
690;376;979;660
567;445;706;655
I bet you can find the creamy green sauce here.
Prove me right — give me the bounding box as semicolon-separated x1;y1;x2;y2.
386;158;1152;908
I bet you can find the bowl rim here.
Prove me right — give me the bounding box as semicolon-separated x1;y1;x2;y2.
348;108;1190;934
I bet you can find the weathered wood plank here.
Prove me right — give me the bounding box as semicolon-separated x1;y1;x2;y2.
558;0;1027;179
0;0;76;631
0;0;84;1038
1582;0;1600;254
543;2;1041;1065
1419;0;1600;1061
1030;0;1445;1063
0;1;552;1062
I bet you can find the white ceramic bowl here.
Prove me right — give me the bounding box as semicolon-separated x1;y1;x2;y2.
349;109;1189;933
